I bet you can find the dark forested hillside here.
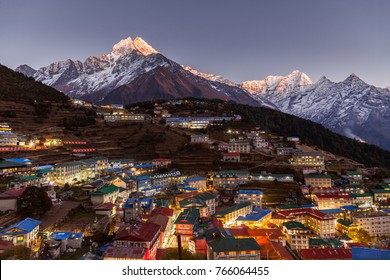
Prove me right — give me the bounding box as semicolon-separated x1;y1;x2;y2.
127;98;390;168
0;64;69;104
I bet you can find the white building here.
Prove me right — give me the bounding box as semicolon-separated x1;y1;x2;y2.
0;131;18;146
235;189;263;208
228;140;251;153
191;134;209;143
352;212;390;237
53;162;83;185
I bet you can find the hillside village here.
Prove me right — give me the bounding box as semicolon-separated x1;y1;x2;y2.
1;98;390;260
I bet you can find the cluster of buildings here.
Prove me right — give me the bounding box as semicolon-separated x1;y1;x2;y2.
1;101;390;260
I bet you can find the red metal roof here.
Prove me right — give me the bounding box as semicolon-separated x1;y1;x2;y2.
227;227;250;237
195;239;208;251
0;188;26;199
315;193;352;199
114;222;161;242
147;214;169;232
256;237;294;260
103;247;146;259
278;208;334;220
247;228;285;239
299;248;352;260
151;207;174;217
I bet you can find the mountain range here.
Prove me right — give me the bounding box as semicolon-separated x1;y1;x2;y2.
240;71;390;151
15;37;275;109
15;36;390;151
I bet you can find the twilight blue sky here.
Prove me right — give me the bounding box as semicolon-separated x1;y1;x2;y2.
0;0;389;86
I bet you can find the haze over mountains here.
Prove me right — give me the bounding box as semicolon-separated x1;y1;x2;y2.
15;36;390;151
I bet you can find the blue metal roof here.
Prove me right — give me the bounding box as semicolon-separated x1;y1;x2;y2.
133;163;155;169
352;247;390;260
340;205;359;211
237;209;272;221
5;158;33;164
237;190;263;195
185;177;206;182
183;187;198;192
50;232;72;240
320;208;344;215
124;198;153;209
1;217;41;235
134;175;151;181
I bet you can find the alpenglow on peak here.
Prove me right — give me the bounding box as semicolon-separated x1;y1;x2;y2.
111;36;158;56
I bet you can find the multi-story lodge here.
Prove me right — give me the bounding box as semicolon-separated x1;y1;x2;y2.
352;212;390;237
212;170;249;189
313;194;354;210
235;189;263;208
0;158;32;177
175;208;200;242
179;192;218;217
90;184;119;205
103;222;161;260
292;151;325;170
0;218;41;247
282;221;311;250
371;189;390;202
207;238;262;260
123;198;154;222
53;162;83;185
166;116;237;129
185;177;207;192
272;208;336;238
304;173;332;188
251;173;294;182
212;201;252;226
103;113;145;122
228;140;251;153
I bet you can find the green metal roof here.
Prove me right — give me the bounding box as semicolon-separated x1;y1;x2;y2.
282;221;308;230
371;189;390;194
345;184;362;189
346;171;362;175
350;193;372;198
337;219;353;227
175;208;200;225
91;184;118;196
209;237;261;252
19;175;39;181
212;201;251;218
155;199;169;208
180;197;207;208
308;238;342;248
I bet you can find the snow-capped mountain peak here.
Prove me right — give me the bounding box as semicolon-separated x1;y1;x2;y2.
15;36;272;109
182;65;237;86
111;37;158;56
261;73;390;151
15;64;36;77
241;70;313;96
